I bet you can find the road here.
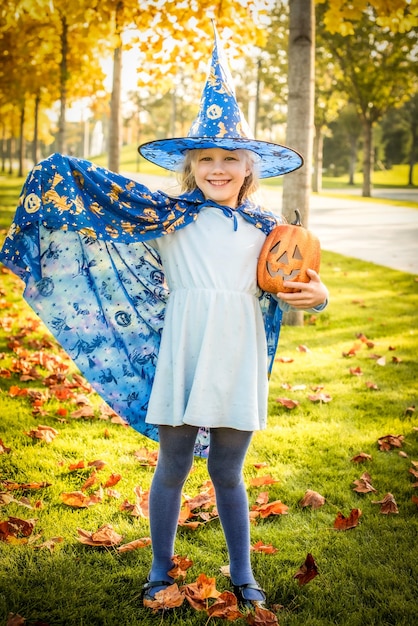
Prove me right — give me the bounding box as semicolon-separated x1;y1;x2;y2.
128;172;418;275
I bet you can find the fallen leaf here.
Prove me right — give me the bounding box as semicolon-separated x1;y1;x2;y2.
182;573;220;610
61;491;102;508
25;425;58;443
32;536;63;552
117;537;152;552
249;475;279;487
378;434;404;451
365;381;379;390
134;447;159;466
0;439;11;454
351;452;372;463
81;471;99;492
275;356;294;363
352;472;377;493
68;460;86;471
254;500;289;518
206;590;243;620
103;473;122;488
77;524;123;546
293;553;319;586
251;540;278;554
297;344;310;352
349;366;363;376
6;613;26;626
0;516;37;541
372;493;399;514
168;554;194;580
333;509;362;530
0;481;51;491
308;393;332;403
275;397;299;409
300;489;325;509
143;583;184;612
246;605;280;625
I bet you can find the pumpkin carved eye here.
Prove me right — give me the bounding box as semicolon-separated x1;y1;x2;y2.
257;210;321;294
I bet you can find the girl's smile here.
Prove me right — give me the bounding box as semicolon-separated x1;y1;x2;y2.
192;147;251;208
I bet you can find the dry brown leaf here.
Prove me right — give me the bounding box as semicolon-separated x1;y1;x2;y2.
68;460;86;471
255;491;269;505
0;439;11;454
293;553;319;586
255;500;289;518
143;583;185;612
275;397;299;409
351;452;372;463
333;509;362;530
352;472;377;493
300;489;325;509
308;393;332;403
168;554;194;580
246;605;280;625
77;523;123;546
134;447;159;466
32;536;63;552
372;493;399;514
117;537;151;552
6;613;26;626
207;590;243;620
0;516;38;541
349;366;363;376
378;434;404;451
25;424;58;443
81;471;99;492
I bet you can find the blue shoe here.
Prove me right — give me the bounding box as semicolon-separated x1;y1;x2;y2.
233;582;267;610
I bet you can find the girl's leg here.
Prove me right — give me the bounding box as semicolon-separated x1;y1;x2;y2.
208;428;264;601
148;424;198;587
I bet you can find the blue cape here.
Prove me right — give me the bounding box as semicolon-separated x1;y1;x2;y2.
0;153;282;456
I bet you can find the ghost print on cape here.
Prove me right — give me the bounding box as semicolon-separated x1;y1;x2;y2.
0;153;282;456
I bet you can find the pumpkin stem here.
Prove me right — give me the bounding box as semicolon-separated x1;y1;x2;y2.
291;208;302;226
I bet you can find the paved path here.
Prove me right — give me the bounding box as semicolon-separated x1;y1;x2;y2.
128;172;418;275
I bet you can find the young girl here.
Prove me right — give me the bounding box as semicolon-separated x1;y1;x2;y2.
0;31;327;610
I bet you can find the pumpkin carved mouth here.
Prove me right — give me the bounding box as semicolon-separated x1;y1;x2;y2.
257;210;321;294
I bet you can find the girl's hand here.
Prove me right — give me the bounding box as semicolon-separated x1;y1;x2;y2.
276;269;329;310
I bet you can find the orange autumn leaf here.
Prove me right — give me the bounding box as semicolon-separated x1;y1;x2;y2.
333;509;362;530
300;489;325;509
255;491;269;505
412;495;418;506
168;554;194;580
253;462;269;469
68;460;86;471
134;447;159;466
143;583;185;612
6;613;26;626
293;553;319;586
251;540;278;554
275;356;294;363
207;590;243;620
0;480;51;491
349;366;363;376
372;493;399;514
77;523;123;546
246;605;280;625
255;500;289;518
61;490;102;508
81;471;99;491
308;392;332;403
352;472;377;493
249;475;279;487
9;385;28;397
182;573;221;610
32;536;63;552
117;537;152;552
103;473;122;488
0;516;37;541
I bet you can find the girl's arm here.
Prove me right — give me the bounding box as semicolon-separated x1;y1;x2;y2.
276;269;329;312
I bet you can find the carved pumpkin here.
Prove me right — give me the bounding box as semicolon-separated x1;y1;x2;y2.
257;209;321;294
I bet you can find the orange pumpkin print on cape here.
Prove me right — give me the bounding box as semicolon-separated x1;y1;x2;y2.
258;210;321;294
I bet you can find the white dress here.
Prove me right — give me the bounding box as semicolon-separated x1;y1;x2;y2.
145;204;269;431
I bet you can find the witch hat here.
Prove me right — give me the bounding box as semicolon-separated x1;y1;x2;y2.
138;28;303;179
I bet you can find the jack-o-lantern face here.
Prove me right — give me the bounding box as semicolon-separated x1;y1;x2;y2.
257;210;321;294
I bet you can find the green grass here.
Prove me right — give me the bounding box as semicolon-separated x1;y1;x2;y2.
0;176;418;626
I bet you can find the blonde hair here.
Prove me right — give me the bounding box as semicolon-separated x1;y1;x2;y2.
178;148;260;206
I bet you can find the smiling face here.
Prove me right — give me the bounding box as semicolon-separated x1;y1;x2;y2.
190;148;252;208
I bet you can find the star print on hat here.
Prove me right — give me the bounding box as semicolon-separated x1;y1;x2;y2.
138;27;303;178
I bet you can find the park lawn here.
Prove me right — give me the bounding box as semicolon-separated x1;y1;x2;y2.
0;176;417;626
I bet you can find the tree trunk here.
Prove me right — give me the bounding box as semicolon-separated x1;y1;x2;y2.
408;120;417;186
18;103;25;178
282;0;315;326
348;135;357;185
33;92;40;165
312;124;323;193
57;16;68;154
362;118;373;197
108;45;122;172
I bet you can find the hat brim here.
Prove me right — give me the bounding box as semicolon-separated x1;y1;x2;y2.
138;137;303;179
